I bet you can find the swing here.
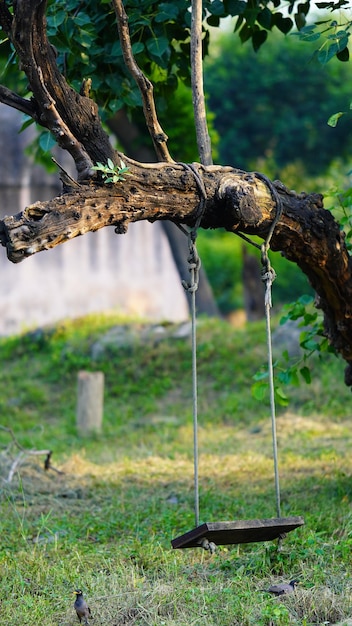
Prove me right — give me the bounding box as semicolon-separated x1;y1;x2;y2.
171;169;304;552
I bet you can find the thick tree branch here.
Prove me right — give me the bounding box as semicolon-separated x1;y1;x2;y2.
1;162;351;380
112;0;173;163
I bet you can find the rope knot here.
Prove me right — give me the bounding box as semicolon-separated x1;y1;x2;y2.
182;240;201;293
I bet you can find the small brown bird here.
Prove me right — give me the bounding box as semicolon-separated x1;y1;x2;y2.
267;580;299;596
74;589;93;625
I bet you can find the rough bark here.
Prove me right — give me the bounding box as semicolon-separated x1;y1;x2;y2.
1;161;352;384
1;0;352;385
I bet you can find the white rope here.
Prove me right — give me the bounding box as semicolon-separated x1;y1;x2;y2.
191;271;200;527
182;237;201;527
261;245;281;519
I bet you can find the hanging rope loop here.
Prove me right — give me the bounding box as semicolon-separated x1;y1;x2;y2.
261;243;277;309
182;236;201;293
256;178;283;525
177;162;207;233
175;162;208;530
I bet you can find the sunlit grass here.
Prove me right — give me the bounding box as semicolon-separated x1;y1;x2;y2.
0;314;352;624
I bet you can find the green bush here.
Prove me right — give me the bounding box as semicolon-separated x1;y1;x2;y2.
197;230;312;315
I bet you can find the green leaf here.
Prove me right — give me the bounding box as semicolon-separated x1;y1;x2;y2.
207;14;221;27
46;10;66;28
209;0;225;16
295;13;307;30
300;366;312;384
275;387;289;406
337;47;349;62
239;23;252;43
327;111;345;127
146;36;170;59
253;370;269;382
300;335;320;351
108;99;124;113
131;42;145;55
251;381;268;401
19;117;34;133
273;14;293;34
252;28;268;51
74;13;92;27
318;42;340;64
226;0;246;16
292;24;320;41
303;312;318;325
278;368;300;386
298;24;318;33
107;158;115;170
154;3;179;22
38;131;56;152
257;8;272;30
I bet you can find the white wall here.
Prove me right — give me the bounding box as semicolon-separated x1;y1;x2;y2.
0;105;188;335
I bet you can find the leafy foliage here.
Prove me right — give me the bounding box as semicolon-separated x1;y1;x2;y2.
1;0;351;166
326;184;352;251
197;231;312;315
92;158;130;183
44;0;194;119
205;29;352;175
291;17;351;64
252;295;337;406
3;0;347;122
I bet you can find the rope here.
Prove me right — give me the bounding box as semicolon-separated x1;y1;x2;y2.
261;252;281;520
233;171;283;520
235;172;283;254
177;162;207;528
177;165;284;531
258;173;283;522
178;162;207;234
185;242;200;527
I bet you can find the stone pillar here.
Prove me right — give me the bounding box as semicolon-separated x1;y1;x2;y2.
76;371;104;435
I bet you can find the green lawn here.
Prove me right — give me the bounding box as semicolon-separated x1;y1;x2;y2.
0;314;351;625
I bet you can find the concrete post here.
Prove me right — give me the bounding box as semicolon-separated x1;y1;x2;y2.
76;370;104;435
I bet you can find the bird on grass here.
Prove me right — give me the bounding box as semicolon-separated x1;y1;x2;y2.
74;589;93;625
266;580;299;596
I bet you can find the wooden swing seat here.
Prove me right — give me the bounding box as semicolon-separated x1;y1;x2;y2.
171;516;304;549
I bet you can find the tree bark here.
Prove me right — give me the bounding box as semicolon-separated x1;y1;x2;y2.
1;160;352;382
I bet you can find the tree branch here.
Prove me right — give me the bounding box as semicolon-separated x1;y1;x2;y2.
191;0;213;166
111;0;173;163
0;85;37;118
1;162;351;379
36;66;95;180
0;0;13;35
0;426;63;482
7;0;116;178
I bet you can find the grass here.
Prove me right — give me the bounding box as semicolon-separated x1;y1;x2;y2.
0;313;352;625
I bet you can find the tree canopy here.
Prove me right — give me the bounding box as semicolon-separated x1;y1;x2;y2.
0;0;352;385
205;28;352;176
